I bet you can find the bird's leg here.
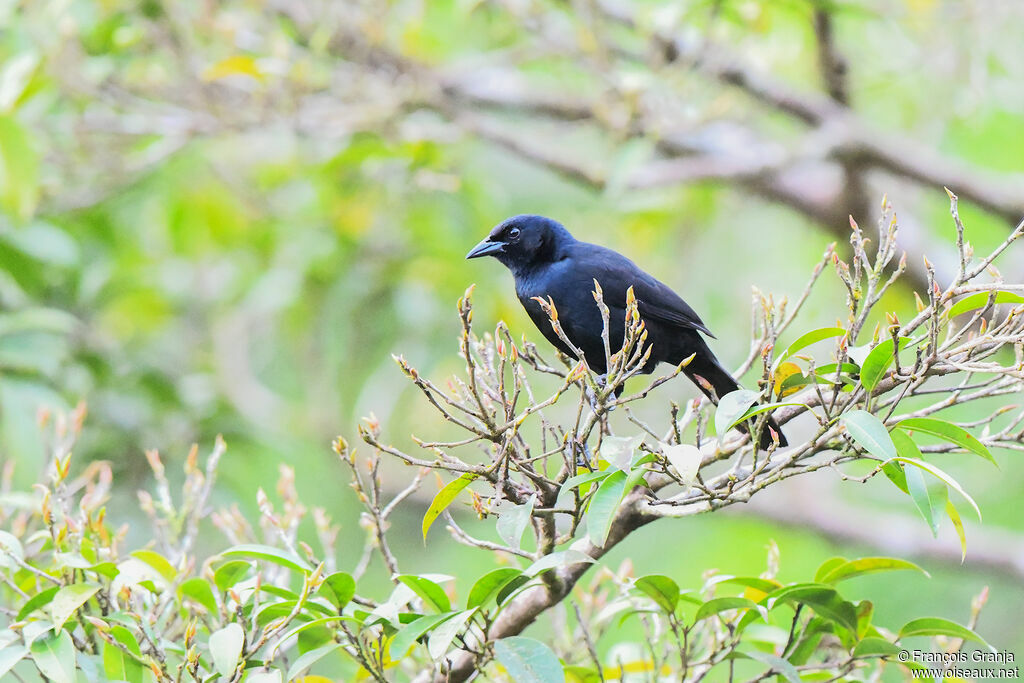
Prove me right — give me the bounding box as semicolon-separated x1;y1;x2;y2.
585;374;617;413
570;438;593;469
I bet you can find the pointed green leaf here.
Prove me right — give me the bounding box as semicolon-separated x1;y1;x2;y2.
0;646;28;679
214;560;251;591
947;291;1024;318
586;469;627;548
497;495;535;550
768;584;859;634
904;462;938;536
896;417;996;466
898;617;994;651
221;544;312;573
773;327;847;370
735;648;801;683
422;473;478;541
695;597;765;622
396;575;452;613
813;557;848;583
715;390;760;436
661;443;701;487
209;623;244;678
389;612;456;659
286;642;341;681
860;337;911;391
427;609;476;660
524;550;595;578
493;637;564;683
819;557;928;584
49;583;101;630
853;637;901;658
561;470;610;492
841;410;896;459
894;456;981;520
634;575;680;613
178;578;218;614
467;568;523;609
942;500;967;563
319;572;356;610
16;586;59;621
30;629;76;683
131;550;177;582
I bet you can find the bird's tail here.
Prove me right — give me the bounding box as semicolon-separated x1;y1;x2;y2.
683;347;788;449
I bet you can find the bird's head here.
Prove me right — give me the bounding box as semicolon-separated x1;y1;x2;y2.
466;215;574;270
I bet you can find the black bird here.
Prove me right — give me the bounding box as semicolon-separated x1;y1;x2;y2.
466;214;786;449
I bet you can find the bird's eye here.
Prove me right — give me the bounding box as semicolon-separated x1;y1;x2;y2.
508;227;521;241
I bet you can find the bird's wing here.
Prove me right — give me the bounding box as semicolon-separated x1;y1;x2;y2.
571;243;715;338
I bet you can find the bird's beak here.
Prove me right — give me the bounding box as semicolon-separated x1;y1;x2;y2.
465;238;505;259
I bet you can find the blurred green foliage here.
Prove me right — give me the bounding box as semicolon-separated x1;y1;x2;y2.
1;0;1023;663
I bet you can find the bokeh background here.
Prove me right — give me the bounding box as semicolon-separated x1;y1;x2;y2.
2;0;1024;658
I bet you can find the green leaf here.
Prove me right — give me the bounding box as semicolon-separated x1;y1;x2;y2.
427;609;476;659
49;582;101;630
422;473;478;541
179;577;219;614
102;626;144;683
773;327;847;370
497;495;535;550
882;460;909;493
735;648;801;683
524;550;595;578
586;469;627;548
634;575;680;613
852;636;901;658
0;646;27;679
286;642;342;681
812;557;848;583
860;336;911;391
0;529;24;569
467;568;523;609
30;629;77;683
560;470;610;492
768;584;859;634
245;671;283;683
130;550;177;582
221;544;312;573
389;612;456;659
661;443;701;487
496;575;532;606
947;291;1024;318
493;636;565;683
318;572;356;610
209;623;245;678
16;585;59;621
894;456;981;520
714;390;759;437
946;499;968;562
600;434;643;471
214;560;251;591
904;463;938;536
714;576;783;594
841;410;896;459
695;597;765;622
396;575;452;613
819;557;928;584
898;617;994;651
896;417;997;466
0;114;39;220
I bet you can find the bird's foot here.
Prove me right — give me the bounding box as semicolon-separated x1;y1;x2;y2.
571;438;593;469
585;374;617;412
